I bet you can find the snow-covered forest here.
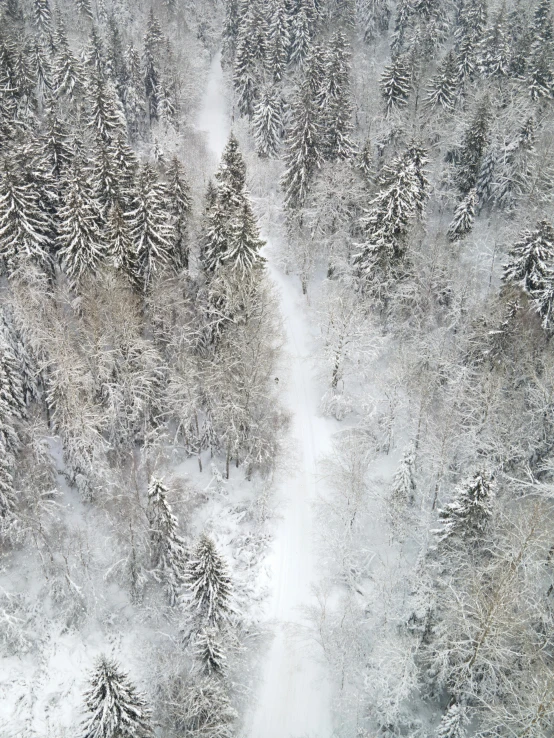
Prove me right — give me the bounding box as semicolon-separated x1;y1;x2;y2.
2;0;554;735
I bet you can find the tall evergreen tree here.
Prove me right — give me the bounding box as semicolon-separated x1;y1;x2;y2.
0;157;52;276
167;156;192;270
447;189;476;241
425;51;458;111
57;161;105;287
252;85;284;158
288;0;314;65
380;54;412;114
127;164;174;290
268;0;290;82
434;471;495;546
184;533;233;627
436;703;467;738
503;219;554;295
33;0;52;32
52;24;83;99
320;31;356;160
281;83;323;209
87;73;126;143
223;200;265;275
81;656;155;738
456;100;490;194
147;478;187;606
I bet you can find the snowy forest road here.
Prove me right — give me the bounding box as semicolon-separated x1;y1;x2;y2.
197;53;334;738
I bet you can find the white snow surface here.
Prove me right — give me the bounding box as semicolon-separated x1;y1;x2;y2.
198;53;335;738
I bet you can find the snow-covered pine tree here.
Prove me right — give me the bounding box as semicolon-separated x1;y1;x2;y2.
390;0;414;58
87;73;126;144
167;156;192;270
40;104;74;180
76;0;93;21
216;133;247;199
127;163;175;291
252;84;284;158
57;159;105;287
425;51;458;111
202;196;231;277
389;443;416;512
233;21;260;119
184;533;233;627
380;53;412;114
454;0;488;82
354;142;429;276
357;0;391;44
434;471;495;546
52;24;83;100
143;10;163;123
195;627;227;674
30;39;52;93
436;702;467;738
0;442;16;532
33;0;51;32
124;44;147;140
223;199;265;275
456;99;490;195
320;31;356;160
288;0;314;65
147;478;187;606
478;8;510;78
0;156;52;276
268;0;290;82
222;0;242;64
503;219;554;295
105;201;134;275
447;189;476;241
81;655;155;738
281;82;323;209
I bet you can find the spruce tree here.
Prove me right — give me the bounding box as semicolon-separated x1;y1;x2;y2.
358;0;391;43
436;703;467;738
57;161;105;287
447;189;476;242
478;9;510;78
30;40;52;93
105;202;134;274
425;51;458;111
0;442;16;531
380;54;412;114
195;627;227;674
127;164;175;290
87;73;126;144
81;656;155;738
320;31;356;160
33;0;52;32
223;200;265;275
147;478;187;606
233;28;259;119
184;533;233;627
124;44;147;140
222;0;242;63
434;471;495;546
167;156;192;270
390;444;416;511
288;0;314;65
0;157;52;276
268;0;290;82
143;10;163;123
281;83;323;209
52;24;83;99
252;85;284;158
503;219;554;295
456;100;490;195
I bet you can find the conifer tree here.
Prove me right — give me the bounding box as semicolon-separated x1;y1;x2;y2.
223;200;265;275
81;655;155;738
195;627;227;674
33;0;52;32
478;9;510;78
390;444;416;511
30;40;52;93
57;161;105;287
503;219;554;295
380;54;412;114
447;189;476;242
53;25;83;99
124;44;147;139
143;10;163;123
434;471;495;546
390;0;414;58
354;144;428;275
222;0;242;63
0;443;16;531
40;104;74;180
436;703;467;738
268;0;290;82
358;0;391;43
320;31;356;160
105;202;133;274
147;478;187;606
0;157;52;276
127;164;175;290
281;83;323;209
184;533;233;627
425;51;458;111
167;156;192;270
233;28;259;119
87;73;126;143
252;85;284;158
288;0;314;65
456;100;490;195
76;0;94;21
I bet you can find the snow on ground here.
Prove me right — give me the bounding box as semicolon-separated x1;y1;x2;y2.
197;53;336;738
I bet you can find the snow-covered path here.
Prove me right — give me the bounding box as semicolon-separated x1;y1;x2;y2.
197;52;334;738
